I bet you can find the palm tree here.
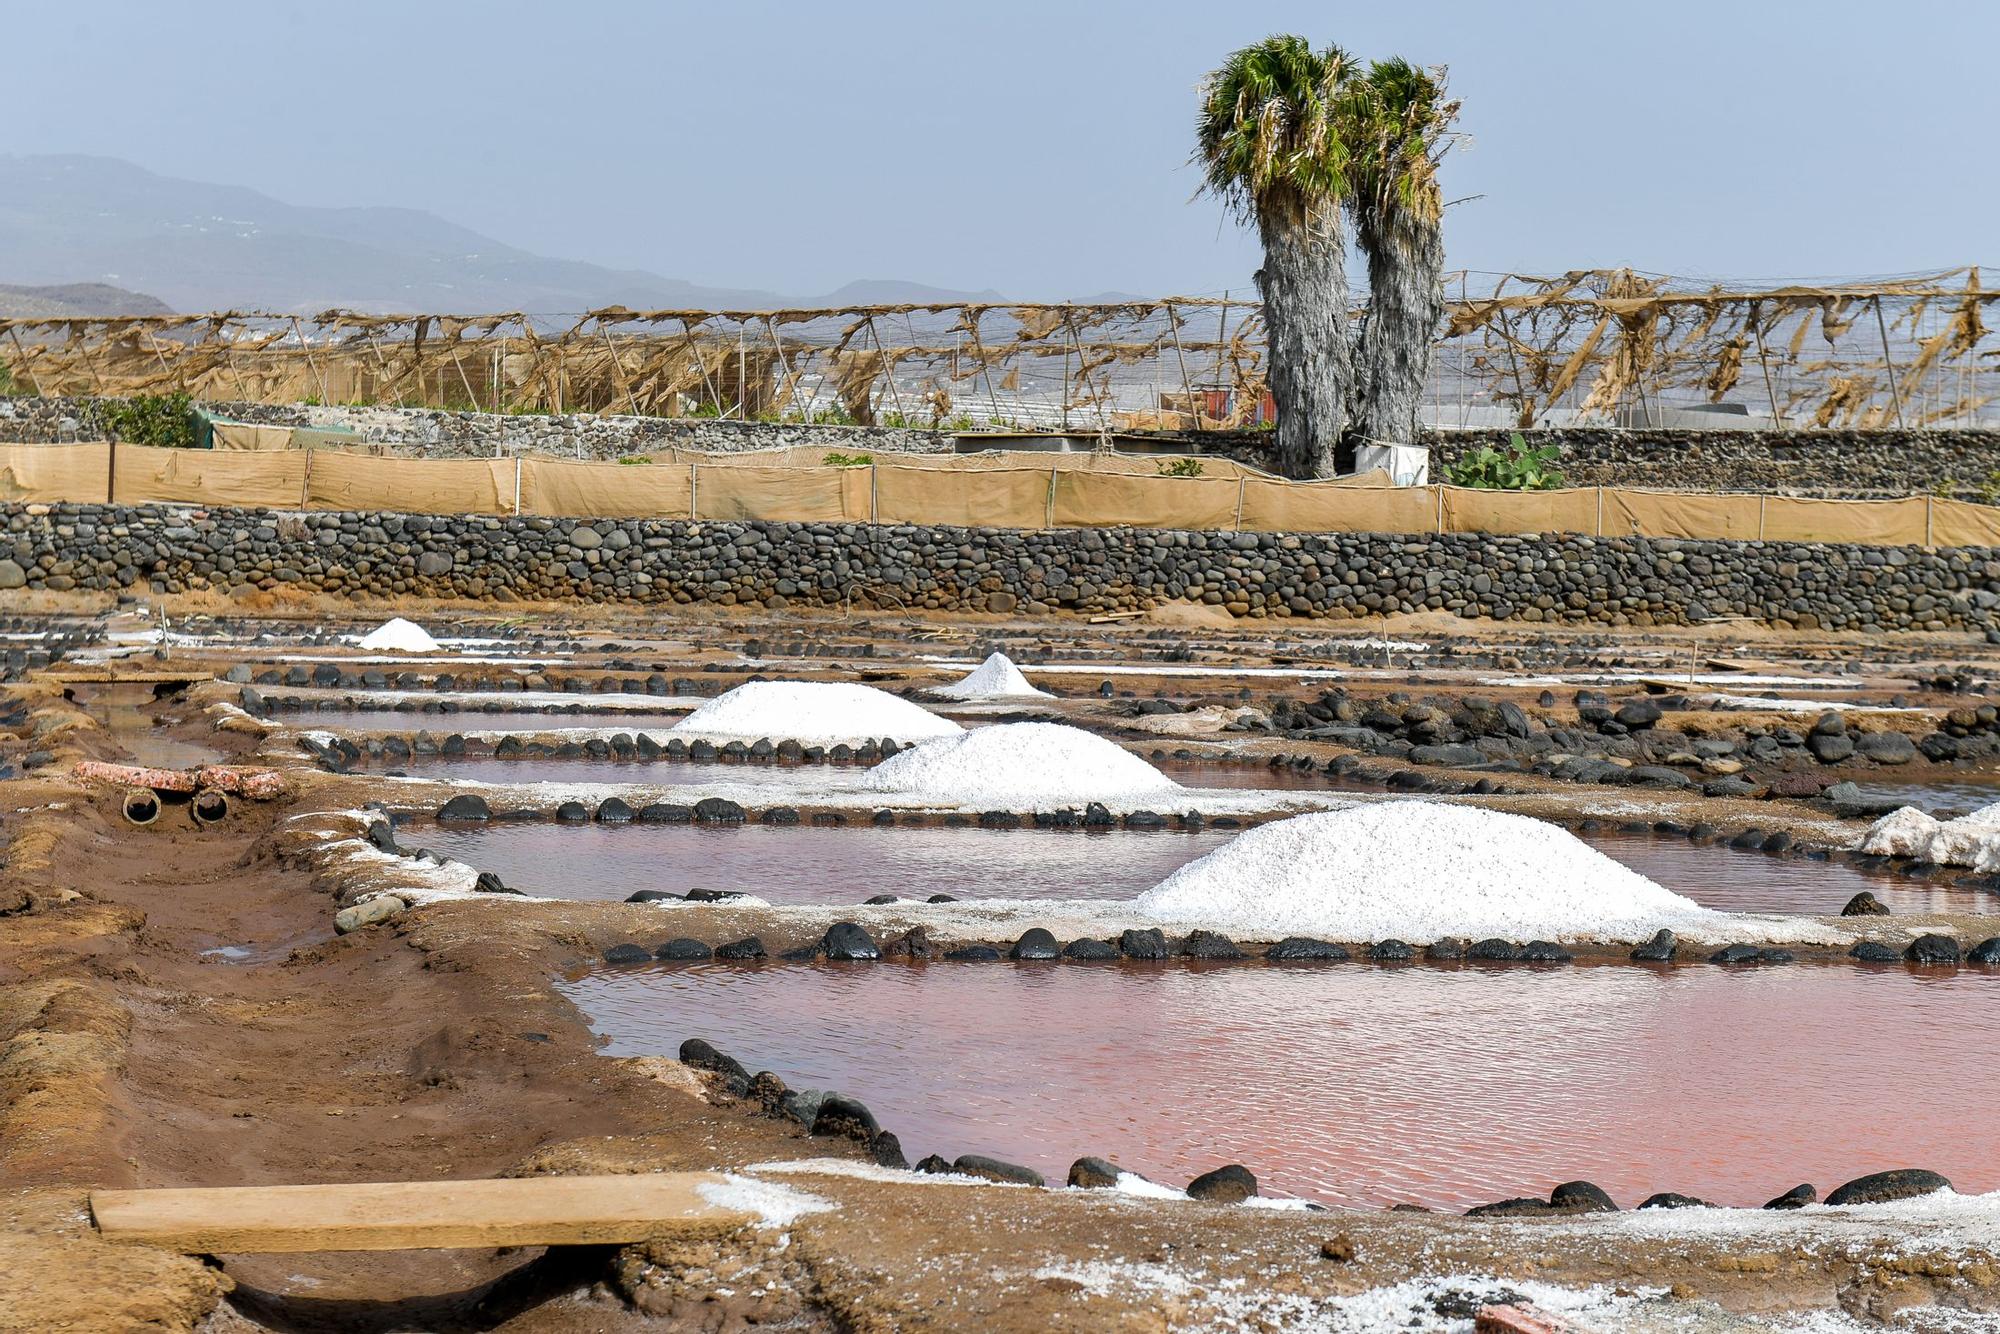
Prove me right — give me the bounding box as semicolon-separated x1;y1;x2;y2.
1195;36;1358;479
1346;58;1461;451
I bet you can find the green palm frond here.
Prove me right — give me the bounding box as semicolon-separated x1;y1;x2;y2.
1194;35;1356;231
1344;57;1461;227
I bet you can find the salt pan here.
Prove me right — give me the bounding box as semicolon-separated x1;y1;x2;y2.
355;618;442;653
670;681;962;744
1135;803;1718;942
864;721;1181;808
929;652;1054;701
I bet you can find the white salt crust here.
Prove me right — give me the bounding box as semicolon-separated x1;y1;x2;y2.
1135;803;1721;943
669;681;963;744
864;722;1182;808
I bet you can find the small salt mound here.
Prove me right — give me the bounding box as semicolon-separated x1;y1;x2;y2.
1863;801;2000;867
355;618;442;653
671;681;962;744
1135;803;1716;942
930;652;1054;701
865;721;1180;807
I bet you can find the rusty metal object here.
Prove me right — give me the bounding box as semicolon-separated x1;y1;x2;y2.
75;760;287;801
1475;1304;1579;1334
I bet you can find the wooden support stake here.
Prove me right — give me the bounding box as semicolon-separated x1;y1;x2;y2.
1873;296;1907;429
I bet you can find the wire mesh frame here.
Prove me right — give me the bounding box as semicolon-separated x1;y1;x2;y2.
0;269;1993;431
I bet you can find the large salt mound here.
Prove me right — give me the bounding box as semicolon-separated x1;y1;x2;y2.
929;652;1054;701
355;618;442;653
864;721;1180;807
1134;803;1717;942
670;681;962;744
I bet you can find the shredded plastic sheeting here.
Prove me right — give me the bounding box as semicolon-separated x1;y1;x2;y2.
669;681;963;744
928;652;1054;701
354;618;443;653
1135;803;1720;943
864;722;1182;808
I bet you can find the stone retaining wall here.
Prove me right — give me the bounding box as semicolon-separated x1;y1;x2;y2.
5;395;1998;496
6;501;1998;634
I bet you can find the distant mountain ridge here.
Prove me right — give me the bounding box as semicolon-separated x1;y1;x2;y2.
0;155;1100;316
0;281;174;319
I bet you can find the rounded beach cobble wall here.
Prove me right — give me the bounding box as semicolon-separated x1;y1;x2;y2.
7;501;2000;633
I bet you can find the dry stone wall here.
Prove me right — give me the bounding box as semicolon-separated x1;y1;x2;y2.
6;500;1998;635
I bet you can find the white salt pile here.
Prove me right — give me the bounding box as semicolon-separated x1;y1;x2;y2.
1134;803;1717;942
865;721;1181;808
670;681;963;744
929;652;1054;701
355;618;442;653
1860;802;2000;870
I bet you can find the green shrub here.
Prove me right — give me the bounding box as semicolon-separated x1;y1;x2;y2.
1443;431;1564;490
822;451;874;468
1157;457;1206;477
101;393;198;448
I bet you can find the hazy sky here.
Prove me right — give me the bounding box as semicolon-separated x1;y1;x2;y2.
13;0;1993;298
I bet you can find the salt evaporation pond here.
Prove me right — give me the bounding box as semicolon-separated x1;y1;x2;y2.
561;961;2000;1210
327;709;692;734
1852;775;2000;817
415;818;1972;914
371;754;1327;792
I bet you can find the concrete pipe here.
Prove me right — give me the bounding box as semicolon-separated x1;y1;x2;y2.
122;789;161;826
190;788;230;827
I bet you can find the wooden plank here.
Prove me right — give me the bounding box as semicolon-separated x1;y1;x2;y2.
91;1173;751;1253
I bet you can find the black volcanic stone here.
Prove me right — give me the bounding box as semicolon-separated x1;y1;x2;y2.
715;936;767;960
953;1155;1044;1187
637;802;695;823
1850;941;1901;963
1118;928;1170;960
555;801;589;824
1841;891;1891;917
1010;928;1060;961
1763;1184;1816;1209
437;794;490;822
1638;1192;1714;1210
944;945;1002;962
1519;940;1572;964
1549;1180;1618;1212
595;797;635;823
601;943;652;964
1181;929;1245;960
1267;937;1350;962
694;797;747;823
1708;944;1763;965
1060;938;1119;961
1630;929;1677;962
1185;1164;1257;1203
1825;1169;1951;1206
654;938;713;961
821;922;879;961
1369;939;1414;962
1905;934;1961;965
1466;938;1521;962
1968;937;2000;965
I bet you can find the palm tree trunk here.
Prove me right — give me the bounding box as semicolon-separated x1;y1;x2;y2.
1354;211;1444;448
1254;216;1351;480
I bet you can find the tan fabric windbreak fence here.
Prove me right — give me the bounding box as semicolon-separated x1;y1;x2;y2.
5;442;2000;548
